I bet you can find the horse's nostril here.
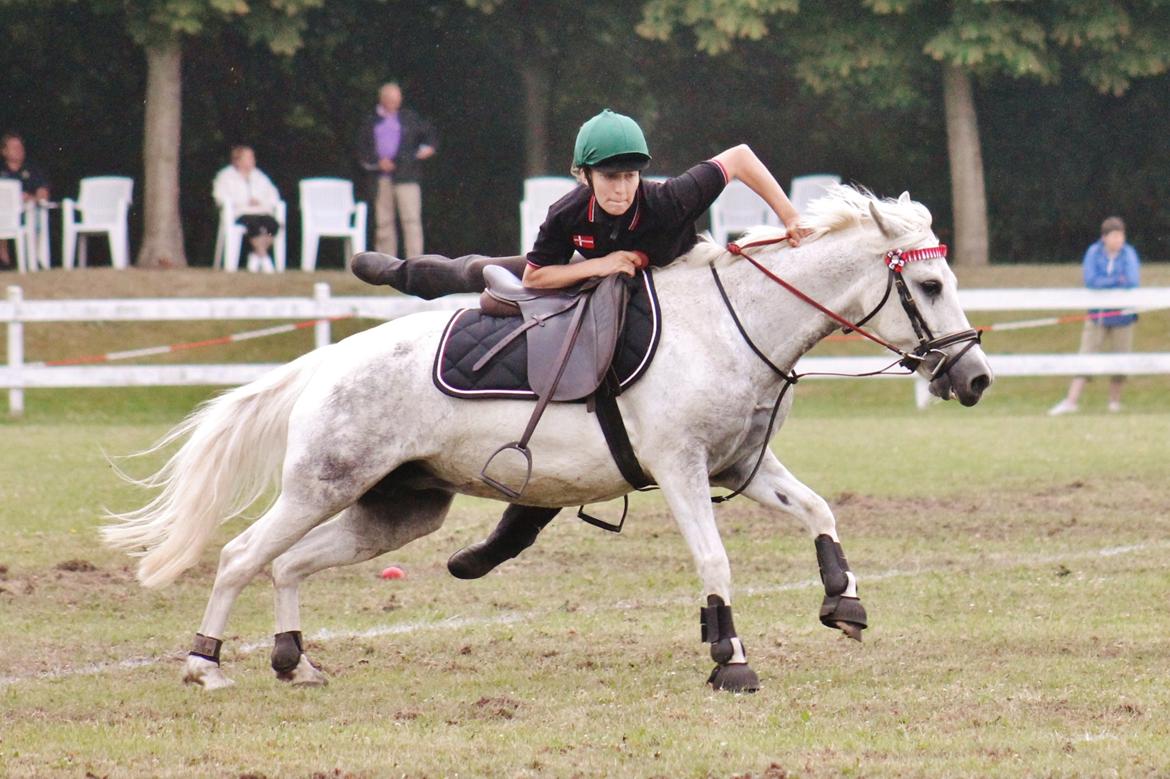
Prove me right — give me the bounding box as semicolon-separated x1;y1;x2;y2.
970;374;991;394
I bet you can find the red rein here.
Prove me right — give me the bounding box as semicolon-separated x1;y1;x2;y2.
725;237;949;357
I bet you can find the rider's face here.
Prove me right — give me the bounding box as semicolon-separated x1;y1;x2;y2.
591;170;640;216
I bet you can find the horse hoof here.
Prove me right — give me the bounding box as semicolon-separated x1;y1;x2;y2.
182;655;235;690
836;621;864;642
276;654;329;686
820;595;868;639
708;663;760;693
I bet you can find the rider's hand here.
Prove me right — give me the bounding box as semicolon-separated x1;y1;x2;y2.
785;223;815;247
378;158;396;173
598;251;641;277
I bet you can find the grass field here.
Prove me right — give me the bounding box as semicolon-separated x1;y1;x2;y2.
1;266;1169;777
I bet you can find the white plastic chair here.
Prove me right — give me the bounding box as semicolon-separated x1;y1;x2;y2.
709;180;777;246
523;176;577;204
790;174;842;212
519;198;553;253
519;176;578;252
213;199;288;272
62;176;133;269
298;178;367;271
0;180;32;273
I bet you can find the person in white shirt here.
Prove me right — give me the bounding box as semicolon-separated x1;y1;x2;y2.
212;145;281;273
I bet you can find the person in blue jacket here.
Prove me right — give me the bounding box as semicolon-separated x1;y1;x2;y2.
1049;216;1140;415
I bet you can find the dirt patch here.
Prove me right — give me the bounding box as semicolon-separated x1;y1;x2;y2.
731;764;789;779
56;559;98;573
473;696;520;720
820;477;1164;537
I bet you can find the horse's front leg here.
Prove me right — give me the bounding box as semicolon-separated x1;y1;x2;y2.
718;450;867;641
655;460;760;693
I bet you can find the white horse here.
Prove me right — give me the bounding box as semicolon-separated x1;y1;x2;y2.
104;186;992;693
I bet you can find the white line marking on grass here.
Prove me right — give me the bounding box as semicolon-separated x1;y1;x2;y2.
3;540;1165;688
237;613;527;654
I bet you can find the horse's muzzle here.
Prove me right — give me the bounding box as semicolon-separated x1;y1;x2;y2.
927;346;993;406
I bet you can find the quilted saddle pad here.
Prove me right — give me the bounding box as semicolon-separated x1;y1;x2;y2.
433;269;661;400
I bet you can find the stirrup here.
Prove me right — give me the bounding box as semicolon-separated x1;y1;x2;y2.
480;441;533;500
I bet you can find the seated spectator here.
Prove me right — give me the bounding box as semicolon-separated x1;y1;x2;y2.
0;132;50;267
212;145;281;273
1049;216;1140;415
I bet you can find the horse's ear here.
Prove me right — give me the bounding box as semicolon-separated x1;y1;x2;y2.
898;191;911;205
869;202;896;239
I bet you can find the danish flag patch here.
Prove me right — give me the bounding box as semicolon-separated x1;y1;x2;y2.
572;233;595;249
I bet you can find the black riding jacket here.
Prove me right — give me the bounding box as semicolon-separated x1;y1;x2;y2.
527;160;729;269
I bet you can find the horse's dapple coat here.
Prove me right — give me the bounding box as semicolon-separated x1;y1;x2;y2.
433;270;661;400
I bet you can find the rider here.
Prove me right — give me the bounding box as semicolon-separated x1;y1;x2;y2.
352;108;812;579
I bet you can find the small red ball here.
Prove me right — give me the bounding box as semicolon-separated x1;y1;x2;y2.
380;566;406;580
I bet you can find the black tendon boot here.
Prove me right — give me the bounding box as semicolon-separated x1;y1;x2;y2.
447;504;560;579
351;252;529;300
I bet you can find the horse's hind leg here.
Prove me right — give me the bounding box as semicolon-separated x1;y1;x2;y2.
269;486;454;685
184;492;359;689
719;451;867;641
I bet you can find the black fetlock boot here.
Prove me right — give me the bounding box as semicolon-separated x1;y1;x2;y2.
447;505;560;579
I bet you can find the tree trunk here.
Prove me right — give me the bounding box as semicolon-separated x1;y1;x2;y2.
519;61;551;177
941;63;989;266
137;39;187;268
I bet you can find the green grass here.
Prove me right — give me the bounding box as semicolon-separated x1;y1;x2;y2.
2;266;1169;777
4;406;1170;777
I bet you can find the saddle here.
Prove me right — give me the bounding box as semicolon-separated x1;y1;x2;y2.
476;265;627;401
474;266;631;499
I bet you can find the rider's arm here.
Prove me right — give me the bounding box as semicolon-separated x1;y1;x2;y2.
711;144;812;244
522;251;642;289
524;191;645;289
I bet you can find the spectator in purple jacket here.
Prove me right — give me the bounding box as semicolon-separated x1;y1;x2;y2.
356;82;437;258
1049;216;1141;415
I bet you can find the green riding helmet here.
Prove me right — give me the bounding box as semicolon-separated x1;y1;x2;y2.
573;109;651;173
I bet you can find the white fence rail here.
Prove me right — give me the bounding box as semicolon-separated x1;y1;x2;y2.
3;283;1169;416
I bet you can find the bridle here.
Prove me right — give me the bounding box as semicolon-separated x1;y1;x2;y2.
707;235;982;503
724;237;982;380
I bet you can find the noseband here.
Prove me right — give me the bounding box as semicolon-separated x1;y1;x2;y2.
855;246;983;380
725;239;982;381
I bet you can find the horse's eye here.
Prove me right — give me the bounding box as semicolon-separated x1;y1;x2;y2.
920;280;943;297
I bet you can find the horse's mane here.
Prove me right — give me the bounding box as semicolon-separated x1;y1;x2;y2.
678;184;935;268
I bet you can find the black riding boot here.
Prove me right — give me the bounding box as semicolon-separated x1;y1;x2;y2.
447;504;561;579
351;251;528;300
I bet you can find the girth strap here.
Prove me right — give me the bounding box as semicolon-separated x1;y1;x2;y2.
592;376;653;490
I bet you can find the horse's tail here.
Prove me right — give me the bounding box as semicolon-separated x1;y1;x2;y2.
102;347;329;588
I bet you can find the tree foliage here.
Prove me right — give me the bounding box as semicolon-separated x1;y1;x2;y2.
634;0;1170;265
0;0;1167;268
84;0;325;49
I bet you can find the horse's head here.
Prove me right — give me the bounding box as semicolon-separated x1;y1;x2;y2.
850;192;993;406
